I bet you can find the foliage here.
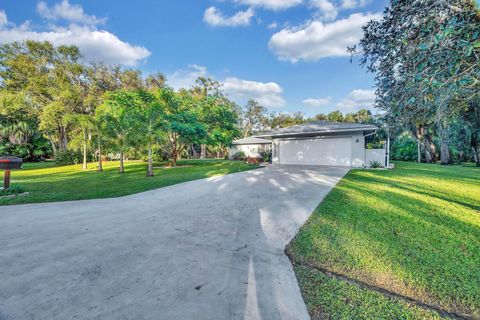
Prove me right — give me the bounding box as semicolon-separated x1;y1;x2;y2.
368;160;383;168
241;99;269;137
259;150;271;163
288;162;480;318
55;149;82;166
0;185;25;196
353;0;480;164
391;133;418;161
232;151;247;161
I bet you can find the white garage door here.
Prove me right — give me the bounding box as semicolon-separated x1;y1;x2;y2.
279;138;352;166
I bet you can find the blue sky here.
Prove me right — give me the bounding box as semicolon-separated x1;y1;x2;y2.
0;0;391;116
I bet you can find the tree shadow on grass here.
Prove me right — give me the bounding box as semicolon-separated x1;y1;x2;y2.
290;178;480;317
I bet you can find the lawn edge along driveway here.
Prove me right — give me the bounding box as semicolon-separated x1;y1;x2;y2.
287;162;480;320
0;159;258;206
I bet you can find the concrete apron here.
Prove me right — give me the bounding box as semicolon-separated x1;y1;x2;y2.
0;165;348;320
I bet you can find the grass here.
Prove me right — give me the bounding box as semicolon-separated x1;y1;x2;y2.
294;265;440;320
0;159;256;206
287;162;480;319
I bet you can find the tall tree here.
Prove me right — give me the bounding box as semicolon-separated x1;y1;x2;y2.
157;88;206;166
96;90;143;173
241;99;268;137
354;0;480;164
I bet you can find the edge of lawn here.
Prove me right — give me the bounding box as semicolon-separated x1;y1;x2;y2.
0;159;261;206
285;162;480;320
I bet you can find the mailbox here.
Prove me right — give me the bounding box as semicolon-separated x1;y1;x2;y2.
0;156;23;190
0;156;23;170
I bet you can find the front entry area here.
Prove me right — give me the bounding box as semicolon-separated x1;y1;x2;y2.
278;137;352;166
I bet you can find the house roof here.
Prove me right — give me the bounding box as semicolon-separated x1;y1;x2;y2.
232;137;272;145
255;121;377;138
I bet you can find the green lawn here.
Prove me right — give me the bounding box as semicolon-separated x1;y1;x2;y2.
287;162;480;319
0;159;256;206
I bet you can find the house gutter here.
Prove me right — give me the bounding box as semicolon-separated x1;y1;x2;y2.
255;127;378;138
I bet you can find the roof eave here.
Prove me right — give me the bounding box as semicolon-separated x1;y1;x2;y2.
255;127;378;138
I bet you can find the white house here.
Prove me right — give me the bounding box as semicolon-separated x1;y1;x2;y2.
230;121;387;167
229;137;272;159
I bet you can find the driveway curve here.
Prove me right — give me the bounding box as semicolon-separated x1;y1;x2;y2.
0;165;348;320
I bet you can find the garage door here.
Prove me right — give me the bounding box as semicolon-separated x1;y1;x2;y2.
279;138;352;166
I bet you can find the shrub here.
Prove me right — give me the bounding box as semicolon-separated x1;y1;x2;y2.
369;160;384;168
259;151;272;163
391;134;418;161
232;151;247;161
55;150;82;165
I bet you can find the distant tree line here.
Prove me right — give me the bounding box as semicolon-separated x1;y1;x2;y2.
0;40;384;172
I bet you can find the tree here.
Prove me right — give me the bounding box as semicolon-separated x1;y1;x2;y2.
241;99;268;137
136;90;163;176
353;0;480;164
0;41;90;157
327;111;344;122
65;114;95;170
190;78;241;158
157;88;206;166
96;90;143;173
269;112;305;129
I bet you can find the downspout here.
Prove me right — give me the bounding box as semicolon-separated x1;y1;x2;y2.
363;130;377;167
386;130;390;168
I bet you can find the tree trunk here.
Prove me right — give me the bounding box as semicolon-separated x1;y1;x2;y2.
417;140;422;163
119;150;125;173
200;144;206;159
97;139;103;172
172;141;178;167
147;143;154;177
424;137;433;163
82;130;88;170
438;122;451;165
471;135;480;167
191;144;198;159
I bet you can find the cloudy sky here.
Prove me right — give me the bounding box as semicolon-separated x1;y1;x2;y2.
0;0;390;115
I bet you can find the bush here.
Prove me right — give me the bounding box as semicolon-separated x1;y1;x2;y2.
369;160;384;168
232;151;247;161
259;151;272;163
55;150;82;166
391;134;418;161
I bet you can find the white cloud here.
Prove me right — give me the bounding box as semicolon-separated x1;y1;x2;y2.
203;7;254;27
268;12;381;62
302;97;332;107
0;23;150;66
310;0;338;20
0;10;7;28
37;0;106;26
223;77;286;107
267;21;278;29
167;65;286;107
167;65;208;90
340;0;371;9
235;0;303;10
336;89;376;112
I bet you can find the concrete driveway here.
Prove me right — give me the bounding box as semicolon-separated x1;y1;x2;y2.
0;165;348;320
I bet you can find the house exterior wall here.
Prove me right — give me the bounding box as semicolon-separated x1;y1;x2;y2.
351;133;365;167
229;144;270;159
365;149;386;166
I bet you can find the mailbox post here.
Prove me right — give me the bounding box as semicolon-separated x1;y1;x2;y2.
0;156;23;190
